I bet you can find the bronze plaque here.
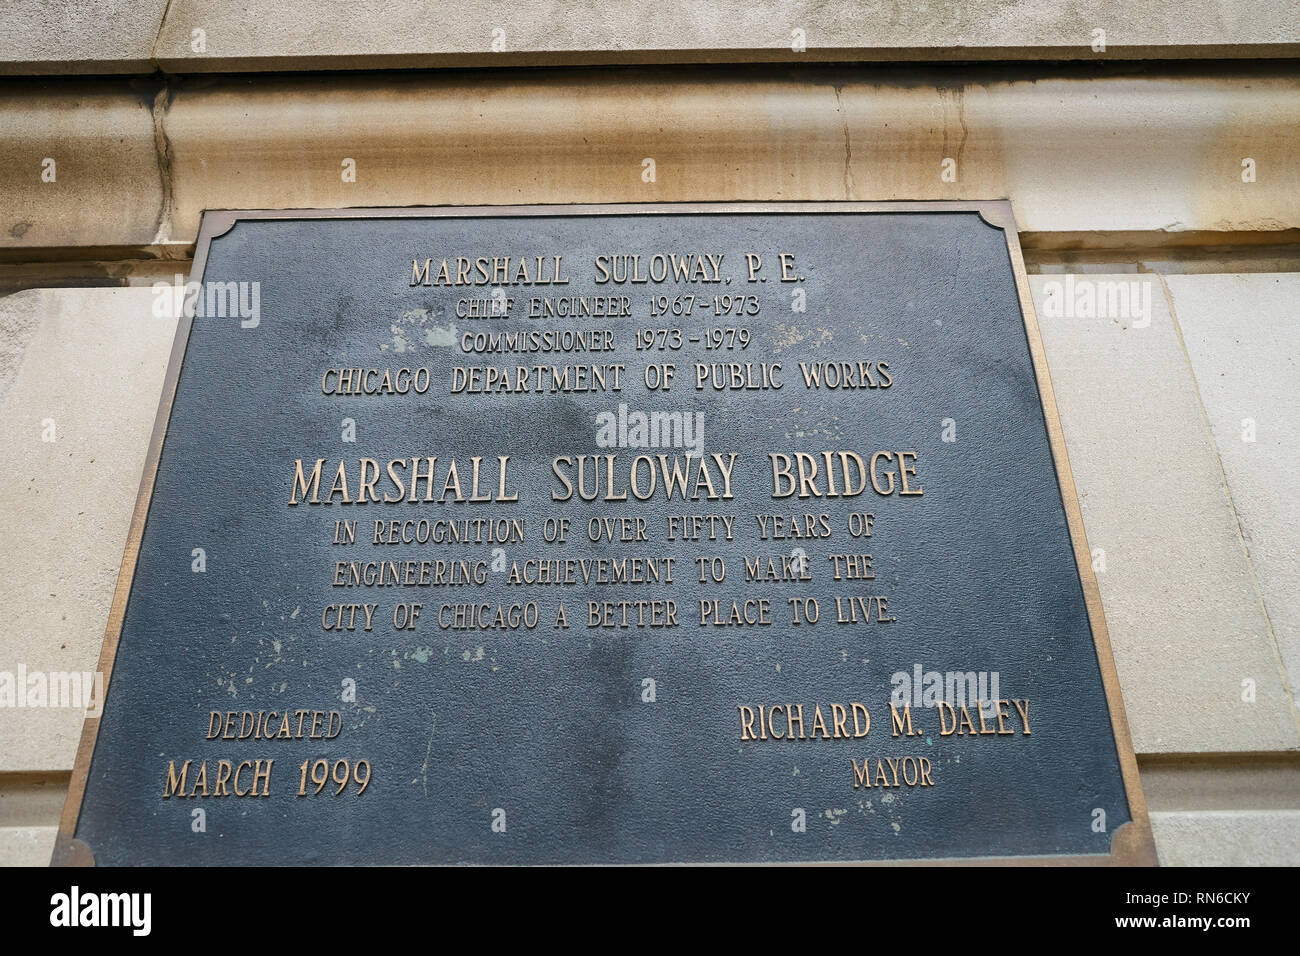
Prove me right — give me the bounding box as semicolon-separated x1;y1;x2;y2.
56;202;1154;865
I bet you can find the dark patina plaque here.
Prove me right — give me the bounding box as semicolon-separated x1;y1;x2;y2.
56;203;1154;865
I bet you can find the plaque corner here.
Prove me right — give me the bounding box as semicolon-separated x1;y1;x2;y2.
1107;819;1160;867
199;209;242;242
49;835;97;868
974;200;1018;233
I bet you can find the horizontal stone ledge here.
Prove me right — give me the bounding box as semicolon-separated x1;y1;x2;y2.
142;43;1300;74
0;66;1296;252
3;0;1298;75
9;47;1300;78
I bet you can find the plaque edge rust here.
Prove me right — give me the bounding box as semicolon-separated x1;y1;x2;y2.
51;201;1157;868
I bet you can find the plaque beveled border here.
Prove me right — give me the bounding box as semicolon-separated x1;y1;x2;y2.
52;201;1158;867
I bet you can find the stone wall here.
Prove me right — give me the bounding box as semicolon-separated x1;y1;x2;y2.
0;2;1296;866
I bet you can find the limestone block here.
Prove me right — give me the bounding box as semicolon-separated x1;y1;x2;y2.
0;80;163;251
0;826;56;866
149;1;1300;72
1152;809;1300;865
158;72;1300;243
1167;274;1300;704
0;288;177;771
1030;275;1299;753
0;1;169;75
